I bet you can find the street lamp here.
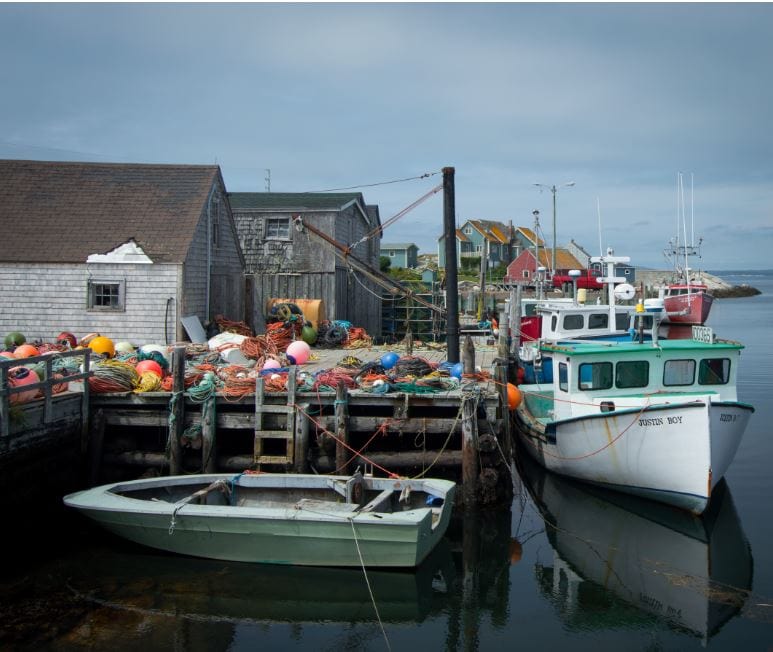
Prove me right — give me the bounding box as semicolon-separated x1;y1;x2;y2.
533;181;575;276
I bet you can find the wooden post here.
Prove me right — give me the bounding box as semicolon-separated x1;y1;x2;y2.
293;402;310;473
335;382;349;474
89;408;105;486
201;393;216;473
462;334;475;375
461;395;479;507
80;349;91;454
443;166;460;363
169;346;185;475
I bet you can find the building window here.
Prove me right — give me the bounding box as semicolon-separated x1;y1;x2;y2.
390;251;396;257
522;270;530;279
265;217;290;239
464;226;472;234
88;280;125;311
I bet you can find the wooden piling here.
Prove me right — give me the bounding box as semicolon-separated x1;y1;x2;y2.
293;402;309;473
201;393;216;473
461;395;479;506
89;408;105;485
168;346;185;474
335;382;349;474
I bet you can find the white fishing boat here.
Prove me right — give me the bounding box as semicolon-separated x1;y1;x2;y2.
63;471;456;567
513;322;754;515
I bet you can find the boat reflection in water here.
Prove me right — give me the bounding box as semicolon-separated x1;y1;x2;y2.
517;451;753;643
60;534;455;644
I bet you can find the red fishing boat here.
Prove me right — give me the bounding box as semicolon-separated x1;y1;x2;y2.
660;173;714;326
661;280;714;325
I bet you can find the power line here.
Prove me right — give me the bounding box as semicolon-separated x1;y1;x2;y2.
302;171;439;193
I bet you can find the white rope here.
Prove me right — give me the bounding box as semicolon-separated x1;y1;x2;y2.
349;518;391;652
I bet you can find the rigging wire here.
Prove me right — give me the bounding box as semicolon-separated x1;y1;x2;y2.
302;171;439;193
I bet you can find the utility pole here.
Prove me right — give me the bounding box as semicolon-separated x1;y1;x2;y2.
265;169;271;192
533;181;575;276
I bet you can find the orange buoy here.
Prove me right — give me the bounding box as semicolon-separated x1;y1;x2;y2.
13;343;39;359
9;367;39;404
506;383;522;410
88;336;115;358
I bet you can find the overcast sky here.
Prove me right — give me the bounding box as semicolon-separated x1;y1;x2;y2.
2;3;771;270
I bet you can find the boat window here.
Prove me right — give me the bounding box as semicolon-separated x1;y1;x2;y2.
524;303;538;317
663;359;695;386
588;313;608;330
578;362;613;390
615;361;649;388
615;312;630;330
558;363;568;392
698;358;730;385
551;315;558;331
563;314;584;330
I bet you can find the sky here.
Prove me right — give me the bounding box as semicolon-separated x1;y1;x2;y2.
1;2;772;270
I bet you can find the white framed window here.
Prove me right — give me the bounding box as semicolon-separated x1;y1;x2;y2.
88;279;125;311
389;251;395;257
265;217;290;239
522;270;530;279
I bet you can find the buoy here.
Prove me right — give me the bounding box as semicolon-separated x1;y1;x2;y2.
507;383;522;410
56;332;77;348
509;538;523;564
301;325;318;345
114;341;136;354
140;344;168;362
4;331;26;349
88;336;116;358
380;352;399;370
135;359;163;377
13;344;39;359
8;367;39;404
286;340;311;365
262;358;281;371
450;362;463;380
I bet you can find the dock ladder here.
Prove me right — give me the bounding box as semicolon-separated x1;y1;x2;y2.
254;373;297;466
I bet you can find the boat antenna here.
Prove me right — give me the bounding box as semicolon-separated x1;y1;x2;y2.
596;197;603;257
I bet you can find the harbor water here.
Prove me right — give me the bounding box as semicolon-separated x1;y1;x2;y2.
2;271;772;651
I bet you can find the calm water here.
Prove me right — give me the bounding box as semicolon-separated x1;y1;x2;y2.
2;272;772;651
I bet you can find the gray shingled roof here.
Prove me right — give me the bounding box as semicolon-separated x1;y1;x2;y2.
228;192;363;211
0;160;220;263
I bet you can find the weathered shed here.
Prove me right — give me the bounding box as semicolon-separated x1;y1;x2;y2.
0;160;245;345
230;192;383;337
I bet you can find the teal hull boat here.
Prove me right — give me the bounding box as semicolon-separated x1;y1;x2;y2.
64;472;456;568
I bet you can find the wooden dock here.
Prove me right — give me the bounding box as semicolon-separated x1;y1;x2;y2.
2;337;515;507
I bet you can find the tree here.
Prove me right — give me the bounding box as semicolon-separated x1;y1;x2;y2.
380;256;391;272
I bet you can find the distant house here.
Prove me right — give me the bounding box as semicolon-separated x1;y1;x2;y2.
438;219;514;269
504;248;584;284
0;160;245;345
230;192;382;337
380;243;418;269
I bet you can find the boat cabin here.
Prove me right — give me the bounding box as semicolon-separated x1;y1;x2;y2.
531;335;743;422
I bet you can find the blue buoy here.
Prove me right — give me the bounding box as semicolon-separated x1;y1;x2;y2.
450;362;463;379
380;352;399;370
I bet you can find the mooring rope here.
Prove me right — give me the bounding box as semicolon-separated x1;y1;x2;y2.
348;518;391;652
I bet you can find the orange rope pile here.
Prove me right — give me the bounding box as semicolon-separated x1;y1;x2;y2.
215;315;253;337
312;369;359;391
342;326;372;349
263;372;288;392
217;365;256;400
240;335;281;361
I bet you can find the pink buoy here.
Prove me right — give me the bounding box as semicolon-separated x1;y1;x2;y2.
135;359;163;378
262;358;281;371
286;340;311;365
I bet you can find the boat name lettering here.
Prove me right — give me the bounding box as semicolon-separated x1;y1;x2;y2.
667;416;683;425
638;417;664;427
720;413;738;423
